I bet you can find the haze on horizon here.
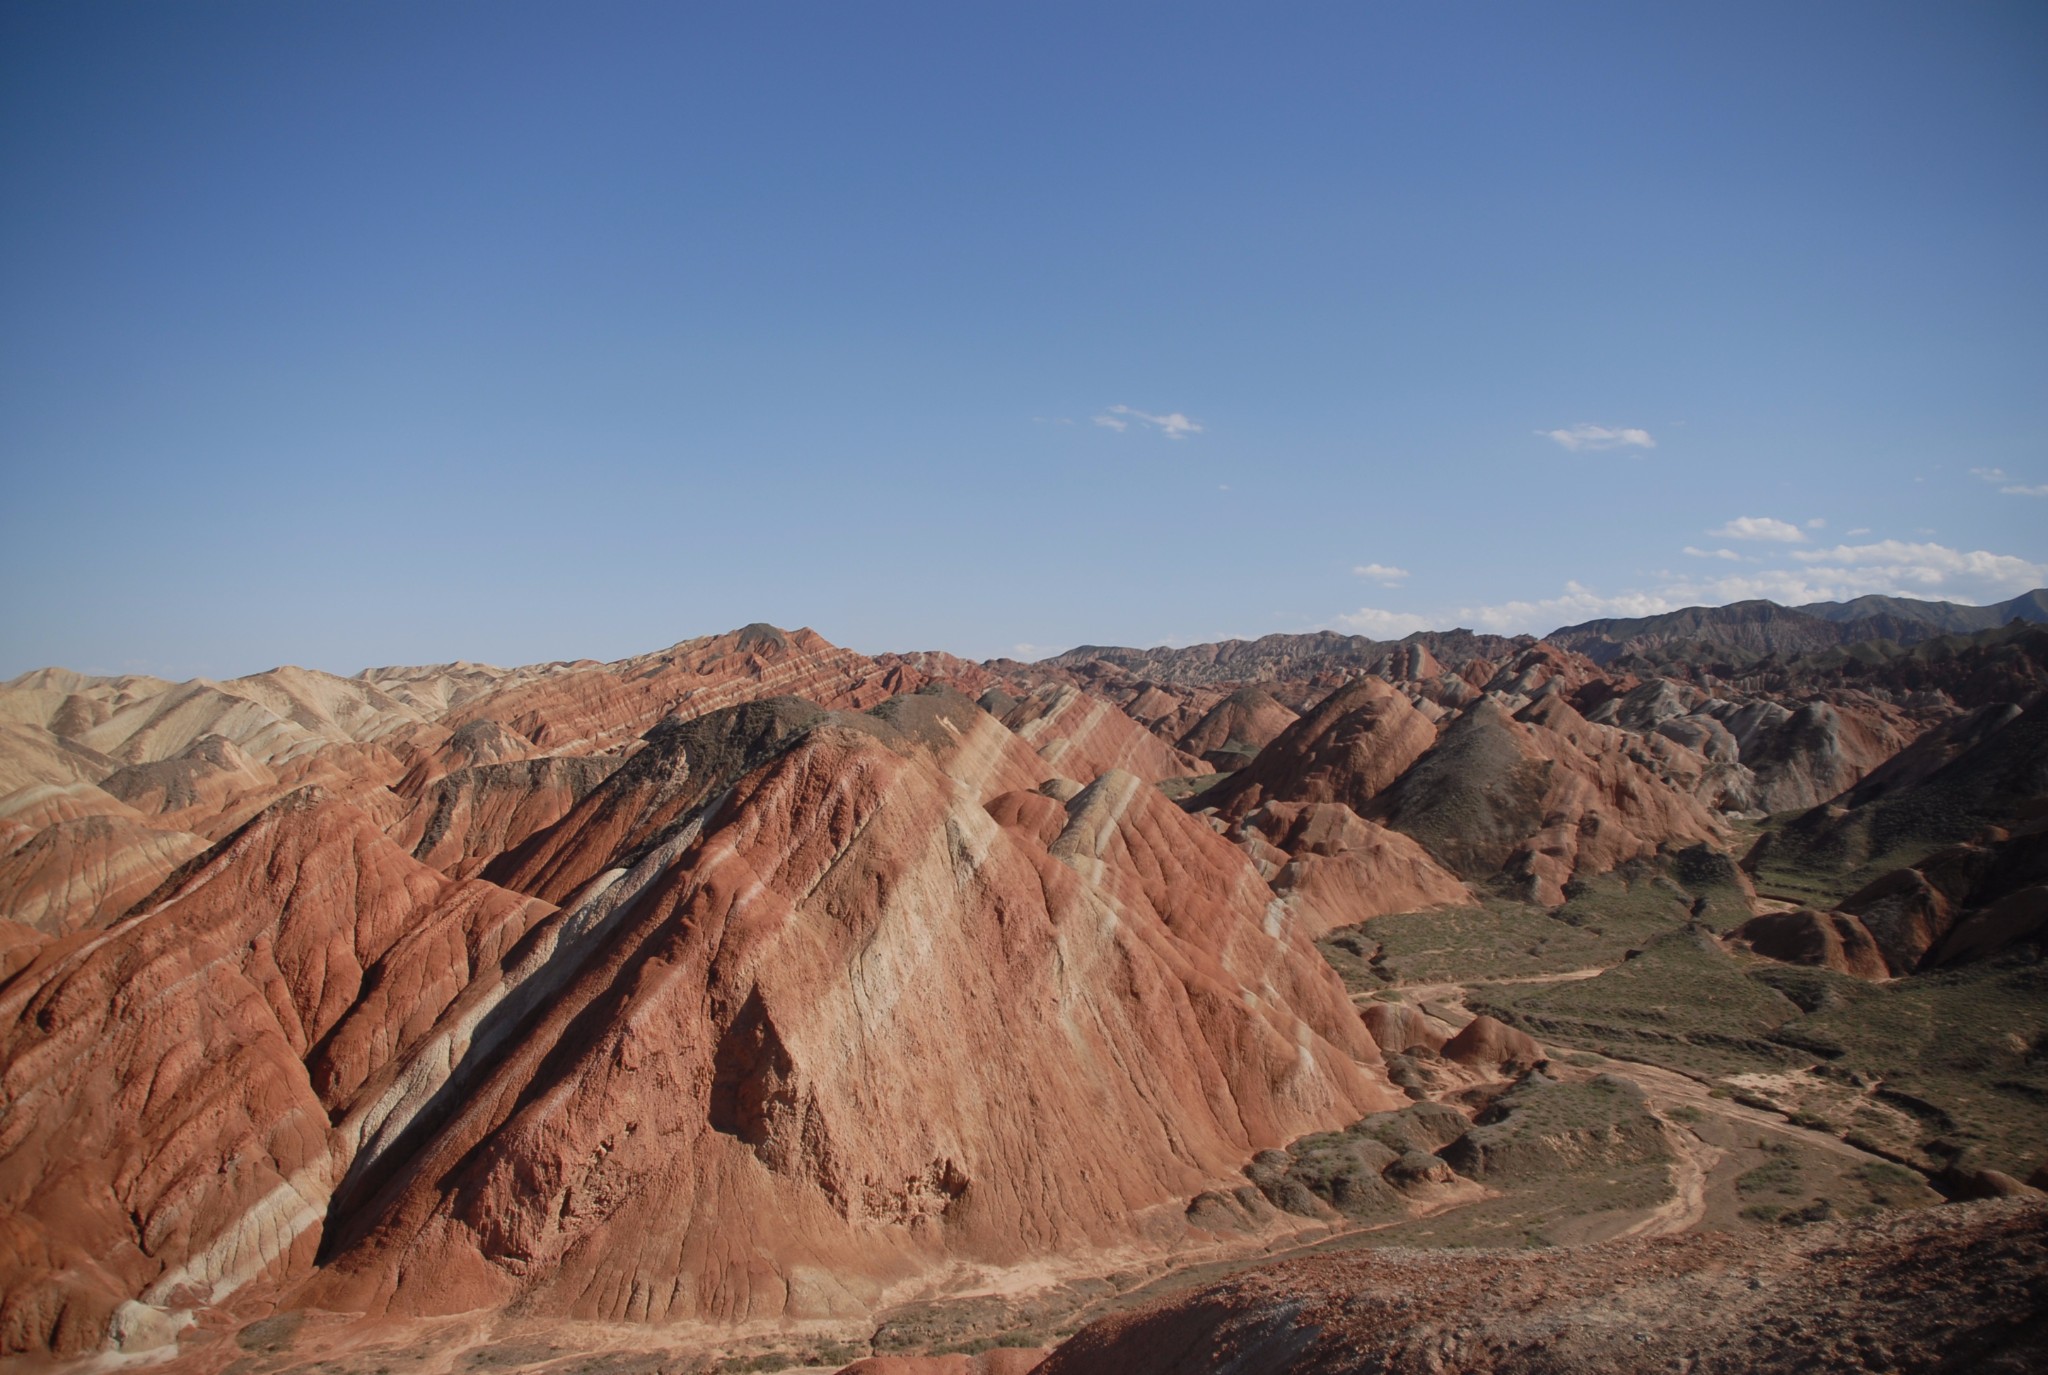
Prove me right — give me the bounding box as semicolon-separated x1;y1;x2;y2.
3;1;2045;681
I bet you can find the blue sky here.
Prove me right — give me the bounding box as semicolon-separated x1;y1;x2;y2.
3;2;2044;678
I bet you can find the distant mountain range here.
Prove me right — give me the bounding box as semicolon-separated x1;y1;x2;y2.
1018;591;2048;685
1548;589;2048;666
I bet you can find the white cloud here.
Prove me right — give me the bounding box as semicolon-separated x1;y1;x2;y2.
1806;518;1826;529
1847;527;1872;536
1971;467;2009;483
1353;563;1411;586
1333;606;1435;637
1710;515;1807;543
1096;404;1202;439
1461;582;1685;634
2004;484;2048;497
1683;546;1743;562
1539;424;1655;453
1788;540;2048;591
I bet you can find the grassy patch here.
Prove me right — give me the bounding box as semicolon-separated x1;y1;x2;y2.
1736;1148;1802;1197
1772;955;2048;1173
1470;927;1810;1078
1442;1074;1671;1182
1319;858;1754;993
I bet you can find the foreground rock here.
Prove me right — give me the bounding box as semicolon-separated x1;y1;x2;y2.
1036;1198;2048;1374
0;790;555;1355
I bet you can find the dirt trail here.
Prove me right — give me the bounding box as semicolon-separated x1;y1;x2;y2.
1617;1123;1722;1238
1368;966;1608;1013
1587;1057;1899;1165
1382;971;1901;1170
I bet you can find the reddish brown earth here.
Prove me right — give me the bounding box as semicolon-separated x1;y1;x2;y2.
839;1352;1047;1375
995;683;1210;784
298;717;1391;1332
1734;909;1893;980
0;789;554;1355
1175;687;1300;770
1439;1014;1544;1071
0;814;209;935
0;646;1404;1357
1359;1001;1448;1056
1243;802;1471;933
441;624;924;756
1362;694;1725;905
1206;678;1437;823
1034;1198;2048;1375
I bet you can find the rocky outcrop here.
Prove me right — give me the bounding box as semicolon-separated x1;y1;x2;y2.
1246;802;1472;932
487;690;1047;906
1040;629;1528;688
387;755;619;879
1205;678;1437;822
1367;696;1724;905
1734;909;1891;980
97;733;281;831
1439;1015;1544;1072
995;683;1208;784
1175;687;1299;771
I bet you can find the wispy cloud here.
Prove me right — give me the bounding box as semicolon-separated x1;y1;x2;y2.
1710;515;1807;543
1683;546;1743;562
1334;606;1434;637
1539;424;1655;453
1095;404;1202;439
1353;562;1410;586
1971;465;2047;496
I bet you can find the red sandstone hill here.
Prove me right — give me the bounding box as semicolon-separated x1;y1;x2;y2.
0;676;1396;1356
1205;677;1437;822
437;624;924;756
299;706;1389;1330
1174;686;1299;771
3;618;2043;1363
0;790;556;1354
